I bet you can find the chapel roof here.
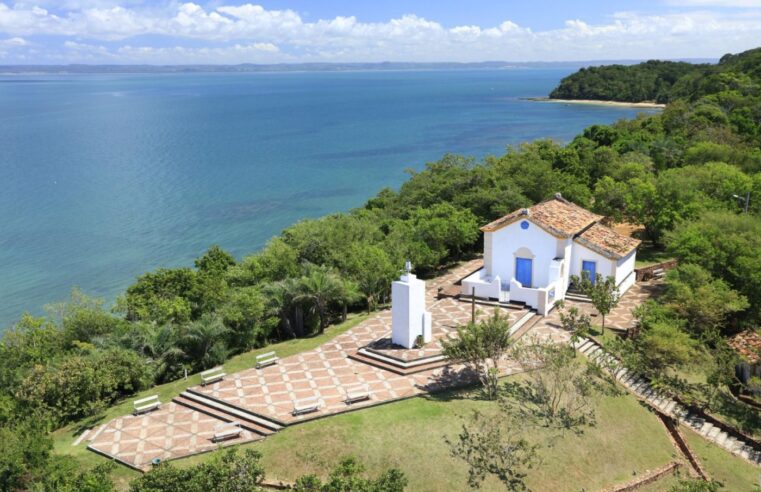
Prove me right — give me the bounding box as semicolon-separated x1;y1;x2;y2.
481;194;602;238
729;331;761;365
480;193;639;260
574;223;641;261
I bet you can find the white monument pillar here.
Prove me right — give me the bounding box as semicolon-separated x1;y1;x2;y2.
391;261;432;349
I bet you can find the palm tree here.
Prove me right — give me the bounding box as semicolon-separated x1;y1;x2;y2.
182;314;230;371
296;266;344;333
337;278;363;322
130;323;187;383
264;278;304;338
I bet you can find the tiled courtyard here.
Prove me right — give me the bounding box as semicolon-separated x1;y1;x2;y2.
540;280;663;332
86;259;657;471
191;297;533;425
87;402;262;469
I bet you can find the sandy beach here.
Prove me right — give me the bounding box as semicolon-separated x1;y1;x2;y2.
528;97;666;109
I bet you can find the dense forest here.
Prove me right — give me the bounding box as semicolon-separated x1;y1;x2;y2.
1;46;761;490
550;47;761;103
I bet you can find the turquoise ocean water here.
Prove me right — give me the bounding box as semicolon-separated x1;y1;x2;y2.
0;69;658;328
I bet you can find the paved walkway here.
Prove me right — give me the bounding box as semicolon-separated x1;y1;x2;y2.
85;259;655;471
540;281;662;332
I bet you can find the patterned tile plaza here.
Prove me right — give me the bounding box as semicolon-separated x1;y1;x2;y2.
86;259;656;470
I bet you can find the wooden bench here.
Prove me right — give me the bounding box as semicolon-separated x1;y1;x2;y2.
133;395;160;415
344;384;370;405
292;397;320;416
212;421;241;442
201;366;226;386
255;351;279;369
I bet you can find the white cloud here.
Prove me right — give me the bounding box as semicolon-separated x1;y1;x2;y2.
666;0;761;6
0;2;760;63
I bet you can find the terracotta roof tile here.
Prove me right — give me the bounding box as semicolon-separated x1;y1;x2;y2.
574;223;641;260
729;331;761;364
481;194;602;238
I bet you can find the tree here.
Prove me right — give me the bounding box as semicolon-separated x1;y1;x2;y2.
220;286;273;352
667;479;723;492
571;273;620;334
344;243;397;313
127;323;186;384
441;310;513;400
335;277;362;322
0;419;53;491
15;349;150;425
194;245;235;275
557;301;592;356
49;289;129;347
130;448;265;492
39;459;115;492
294;457;407;492
264;278;305;338
504;338;609;432
121;268;197;324
181;315;230;371
611;302;700;390
662;264;748;338
667;211;761;321
296;266;344;333
446;409;538;491
227;238;299;287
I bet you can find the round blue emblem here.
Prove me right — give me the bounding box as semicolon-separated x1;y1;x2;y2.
520;221;529;230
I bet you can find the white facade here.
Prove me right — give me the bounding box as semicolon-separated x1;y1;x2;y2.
391;271;432;349
462;214;637;315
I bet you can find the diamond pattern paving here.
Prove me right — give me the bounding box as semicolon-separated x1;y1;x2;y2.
88;402;261;470
194;297;530;424
86;259;656;471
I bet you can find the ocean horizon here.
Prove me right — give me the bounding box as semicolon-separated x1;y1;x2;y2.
0;68;659;329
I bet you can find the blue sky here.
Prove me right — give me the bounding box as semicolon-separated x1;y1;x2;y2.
1;0;760;64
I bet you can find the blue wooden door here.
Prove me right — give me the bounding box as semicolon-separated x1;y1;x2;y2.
515;258;533;288
582;260;597;284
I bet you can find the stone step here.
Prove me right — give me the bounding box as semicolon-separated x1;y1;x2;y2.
740;445;751;460
706;426;721;440
574;339;591;351
724;437;741;453
581;344;598;355
565;292;592;303
173;395;275;437
182;390;283;432
714;432;729;446
348;350;449;376
700;422;715;436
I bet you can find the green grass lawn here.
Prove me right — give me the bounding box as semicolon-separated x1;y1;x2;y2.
171;377;676;492
55;308;754;492
52;313;369;488
681;425;761;491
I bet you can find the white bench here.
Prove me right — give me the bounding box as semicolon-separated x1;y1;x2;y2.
292;397;320;416
133;395;160;415
344;384;370;405
201;366;226;385
255;351;279;369
212;421;241;442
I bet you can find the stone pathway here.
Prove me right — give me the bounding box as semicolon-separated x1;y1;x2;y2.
541;280;661;332
574;337;761;467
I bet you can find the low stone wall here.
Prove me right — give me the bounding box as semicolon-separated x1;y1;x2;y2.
600;461;680;492
635;259;678;281
658;413;710;480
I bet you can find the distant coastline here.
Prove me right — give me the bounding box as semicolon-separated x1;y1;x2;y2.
528;97;666;109
0;59;717;75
